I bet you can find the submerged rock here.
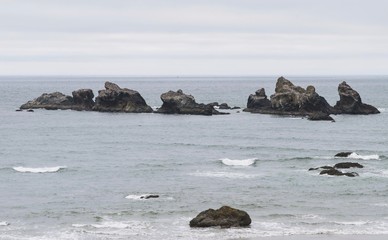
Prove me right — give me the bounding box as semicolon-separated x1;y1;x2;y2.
140;194;159;199
307;112;335;121
189;206;251;228
156;89;225;115
335;152;353;157
93;82;152;113
334;81;380;114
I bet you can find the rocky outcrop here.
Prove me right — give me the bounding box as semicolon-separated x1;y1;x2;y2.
309;162;363;177
245;88;271;111
72;89;95;110
93;82;152;113
20;92;75;110
334;81;379;114
140;194;159;199
335;152;353;157
156;89;225;115
190;206;251;228
244;77;334;120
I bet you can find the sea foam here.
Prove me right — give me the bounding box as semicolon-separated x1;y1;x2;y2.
220;158;256;166
12;166;66;173
346;152;380;160
0;221;9;226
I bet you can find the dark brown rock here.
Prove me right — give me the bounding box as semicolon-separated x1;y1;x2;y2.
93;82;152;113
334;162;364;169
140;194;159;199
244;88;271;111
307;112;335;121
72;89;95;111
333;81;380;114
190;206;251;228
20;92;74;110
157;89;225;115
335;152;353;157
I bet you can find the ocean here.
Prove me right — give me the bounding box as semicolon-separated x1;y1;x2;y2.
0;76;387;239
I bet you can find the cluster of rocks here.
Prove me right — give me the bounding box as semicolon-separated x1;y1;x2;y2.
20;82;226;116
309;162;363;177
19;77;380;119
244;76;380;121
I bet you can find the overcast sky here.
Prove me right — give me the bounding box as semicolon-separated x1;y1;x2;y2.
1;0;388;75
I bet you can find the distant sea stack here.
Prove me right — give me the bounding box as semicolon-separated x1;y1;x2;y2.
156;89;226;115
244;76;380;120
92;82;152;113
20;82;152;113
333;81;380;114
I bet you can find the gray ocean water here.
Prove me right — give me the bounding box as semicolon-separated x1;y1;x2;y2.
0;76;387;239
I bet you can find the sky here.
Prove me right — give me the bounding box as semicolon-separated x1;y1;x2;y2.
1;0;388;76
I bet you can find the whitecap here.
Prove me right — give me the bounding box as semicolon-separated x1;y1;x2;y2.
190;171;257;179
12;166;67;173
347;152;380;160
378;108;386;112
0;221;9;226
220;158;256;166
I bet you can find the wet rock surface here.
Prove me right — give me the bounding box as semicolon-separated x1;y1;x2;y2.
190;206;251;228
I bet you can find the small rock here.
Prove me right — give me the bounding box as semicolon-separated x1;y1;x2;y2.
335;152;353;157
140;194;159;199
190;206;251;228
334;162;364;169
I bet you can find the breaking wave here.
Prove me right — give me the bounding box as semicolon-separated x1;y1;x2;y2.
346;152;380;160
12;166;67;173
220;158;256;166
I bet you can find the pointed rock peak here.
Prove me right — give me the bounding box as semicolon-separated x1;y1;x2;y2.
105;81;121;91
177;89;183;94
255;88;266;97
275;76;294;93
306;85;316;94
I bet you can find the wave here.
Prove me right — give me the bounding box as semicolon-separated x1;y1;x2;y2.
378;108;386;112
220;158;256;166
0;221;9;226
12;166;67;173
346;152;380;160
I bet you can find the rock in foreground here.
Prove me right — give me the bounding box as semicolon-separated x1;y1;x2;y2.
93;82;152;113
157;89;225;115
334;81;380;114
189;206;251;228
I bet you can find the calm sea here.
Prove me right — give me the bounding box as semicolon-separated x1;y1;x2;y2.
0;76;387;239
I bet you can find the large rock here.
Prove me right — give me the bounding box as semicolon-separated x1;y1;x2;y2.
334;81;380;114
72;89;95;110
244;77;334;120
189;206;251;228
156;89;224;115
20;92;74;110
93;82;152;113
245;88;271;111
333;162;364;169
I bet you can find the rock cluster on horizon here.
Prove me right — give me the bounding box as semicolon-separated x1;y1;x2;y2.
244;76;380;120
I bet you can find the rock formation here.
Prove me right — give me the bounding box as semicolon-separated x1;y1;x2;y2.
156;89;225;115
244;77;334;121
20;92;75;110
334;81;380;114
72;89;95;111
189;206;251;228
93;82;152;113
309;162;363;177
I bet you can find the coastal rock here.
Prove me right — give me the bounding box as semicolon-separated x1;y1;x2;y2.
189;206;251;228
20;92;74;110
93;82;152;113
335;152;353;157
245;88;271;111
219;103;231;109
244;77;334;117
140;194;159;199
72;89;95;111
333;162;364;169
319;168;358;177
333;81;380;114
157;89;224;115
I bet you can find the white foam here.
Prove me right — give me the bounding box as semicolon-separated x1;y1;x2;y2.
0;221;9;226
190;171;257;179
220;158;256;166
378;108;386;112
347;152;379;160
12;166;66;173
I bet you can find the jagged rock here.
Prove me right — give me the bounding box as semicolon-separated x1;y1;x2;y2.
189;206;251;228
244;88;271;111
219;103;231;109
72;89;95;110
156;89;225;115
333;162;364;169
334;81;380;114
93;82;152;113
20;92;74;110
335;152;353;157
307;112;335;121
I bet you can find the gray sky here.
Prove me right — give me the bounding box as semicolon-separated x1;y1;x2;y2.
1;0;388;75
